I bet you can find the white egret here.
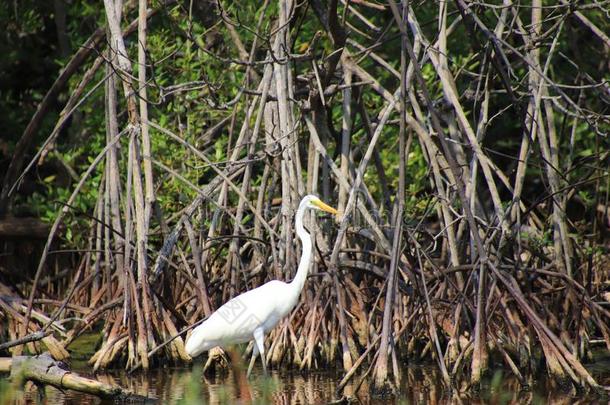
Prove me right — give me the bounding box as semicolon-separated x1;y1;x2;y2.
185;194;337;376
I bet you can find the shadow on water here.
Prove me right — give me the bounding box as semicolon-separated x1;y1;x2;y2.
2;360;610;405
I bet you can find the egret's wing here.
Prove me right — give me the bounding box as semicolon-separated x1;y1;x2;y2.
185;280;288;356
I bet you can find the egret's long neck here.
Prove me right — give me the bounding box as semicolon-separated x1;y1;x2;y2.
290;203;312;297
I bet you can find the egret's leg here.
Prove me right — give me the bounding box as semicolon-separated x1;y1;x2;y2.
246;342;259;378
253;328;267;375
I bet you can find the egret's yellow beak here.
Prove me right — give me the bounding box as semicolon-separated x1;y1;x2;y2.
313;199;338;215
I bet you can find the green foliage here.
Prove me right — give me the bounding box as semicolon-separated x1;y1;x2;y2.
0;378;15;404
3;0;609;273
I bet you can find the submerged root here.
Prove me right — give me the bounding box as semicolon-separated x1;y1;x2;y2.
203;346;228;375
370;377;398;398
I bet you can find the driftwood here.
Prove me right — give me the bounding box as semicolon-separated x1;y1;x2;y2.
1;353;150;401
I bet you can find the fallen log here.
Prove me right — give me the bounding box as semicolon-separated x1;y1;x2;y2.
1;353;151;401
0;217;51;238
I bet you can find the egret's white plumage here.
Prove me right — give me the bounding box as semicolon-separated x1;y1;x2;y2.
185;195;337;375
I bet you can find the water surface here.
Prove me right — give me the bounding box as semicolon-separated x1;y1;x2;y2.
2;360;609;404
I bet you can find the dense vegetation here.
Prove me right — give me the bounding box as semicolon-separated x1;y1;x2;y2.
1;0;609;396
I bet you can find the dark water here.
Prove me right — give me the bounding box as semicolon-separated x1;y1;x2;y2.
2;361;609;404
